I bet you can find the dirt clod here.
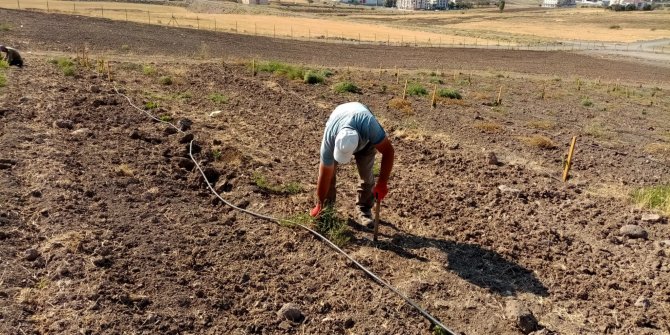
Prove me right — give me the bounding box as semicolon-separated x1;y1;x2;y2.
634;296;651;309
344;317;355;329
53;119;74;129
177;119;193;132
619;225;648;239
487;152;499;165
180;133;195;144
173;157;195;171
278;303;304;323
505;300;538;334
641;213;662;223
24;249;39;261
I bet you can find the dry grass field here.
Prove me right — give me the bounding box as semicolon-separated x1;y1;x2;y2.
1;0;669;46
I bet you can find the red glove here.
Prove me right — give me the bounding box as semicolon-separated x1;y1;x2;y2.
373;182;388;201
310;203;322;217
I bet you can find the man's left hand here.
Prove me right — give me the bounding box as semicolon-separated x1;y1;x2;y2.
373;182;388;201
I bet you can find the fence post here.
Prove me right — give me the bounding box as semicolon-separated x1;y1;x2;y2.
16;0;20;9
148;10;151;24
101;6;104;17
214;19;217;31
46;0;49;12
197;16;200;29
125;9;128;21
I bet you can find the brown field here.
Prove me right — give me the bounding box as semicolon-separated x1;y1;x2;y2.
1;0;669;46
2;8;670;335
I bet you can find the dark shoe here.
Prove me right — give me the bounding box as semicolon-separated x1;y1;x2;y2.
357;208;374;230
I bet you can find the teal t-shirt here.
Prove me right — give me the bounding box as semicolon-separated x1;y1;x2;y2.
320;102;386;165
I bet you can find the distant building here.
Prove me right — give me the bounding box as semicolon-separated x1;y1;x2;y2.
542;0;576;7
610;0;649;8
397;0;447;9
359;0;384;5
397;0;425;9
241;0;268;4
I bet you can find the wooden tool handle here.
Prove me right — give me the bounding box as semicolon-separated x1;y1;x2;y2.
373;199;380;241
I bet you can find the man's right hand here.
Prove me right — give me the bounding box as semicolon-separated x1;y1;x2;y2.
310;203;322;218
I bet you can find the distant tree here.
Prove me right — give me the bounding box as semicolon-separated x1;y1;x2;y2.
384;0;396;6
498;0;505;11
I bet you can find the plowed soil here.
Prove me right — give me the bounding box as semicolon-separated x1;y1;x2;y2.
2;8;670;335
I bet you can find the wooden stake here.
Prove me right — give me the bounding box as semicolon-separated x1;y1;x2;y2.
378;65;382;77
541;82;546;100
431;84;437;108
402;79;408;100
395;66;399;84
252;59;255;77
107;62;113;82
562;136;577;182
496;85;503;105
373;200;380;242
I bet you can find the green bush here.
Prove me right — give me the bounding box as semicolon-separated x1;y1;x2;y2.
429;76;444;84
304;71;325;84
143;66;155;75
49;57;76;76
632;184;670;214
321;69;334;77
208;93;228;104
0;73;6;88
257;61;304;80
145;101;159;110
252;172;303;195
0;22;11;31
581;97;593;107
159;114;172;122
62;66;76;77
158;76;173;85
438;88;462;99
142;65;156;76
316;205;350;247
0;60;8;69
407;83;428;96
332;81;360;94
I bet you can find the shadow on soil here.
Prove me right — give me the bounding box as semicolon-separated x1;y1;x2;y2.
350;219;549;297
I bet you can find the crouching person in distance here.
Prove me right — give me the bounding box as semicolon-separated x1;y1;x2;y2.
0;45;23;67
310;102;394;228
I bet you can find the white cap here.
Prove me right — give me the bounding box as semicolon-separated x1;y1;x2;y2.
334;128;359;164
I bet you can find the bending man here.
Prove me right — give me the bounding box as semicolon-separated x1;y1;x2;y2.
310;102;394;228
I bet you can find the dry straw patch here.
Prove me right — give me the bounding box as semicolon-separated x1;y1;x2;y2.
389;98;414;114
520;135;556;149
474;121;503;133
645;143;670;155
587;183;632;199
527;120;556;130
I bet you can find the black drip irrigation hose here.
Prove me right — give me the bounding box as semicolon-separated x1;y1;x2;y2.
113;84;458;335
